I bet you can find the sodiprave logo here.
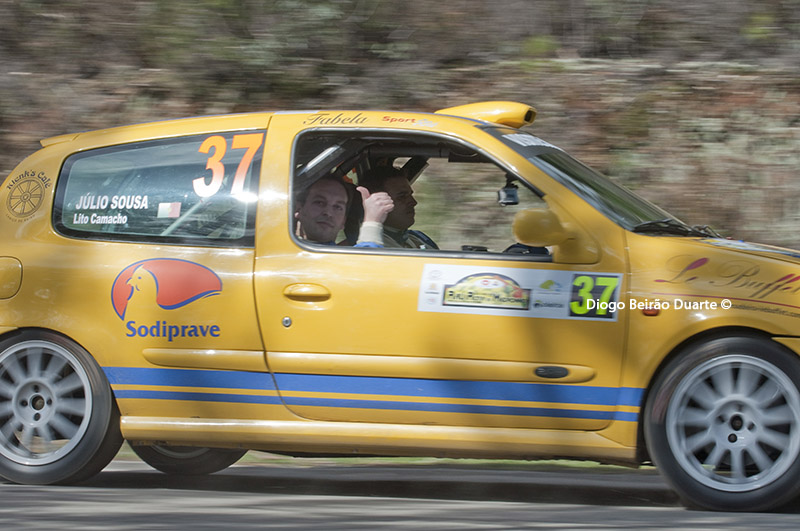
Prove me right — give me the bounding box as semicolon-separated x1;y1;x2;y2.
111;258;223;342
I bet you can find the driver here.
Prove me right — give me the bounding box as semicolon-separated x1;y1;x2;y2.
358;165;438;249
294;176;394;247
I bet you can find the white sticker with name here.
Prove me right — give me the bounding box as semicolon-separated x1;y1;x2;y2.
502;133;560;150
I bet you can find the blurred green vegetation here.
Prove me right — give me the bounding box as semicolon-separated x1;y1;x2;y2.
3;0;800;247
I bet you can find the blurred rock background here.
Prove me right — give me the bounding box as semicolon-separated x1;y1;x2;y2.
2;0;800;247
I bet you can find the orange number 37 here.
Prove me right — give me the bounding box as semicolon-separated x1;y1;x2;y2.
193;133;264;198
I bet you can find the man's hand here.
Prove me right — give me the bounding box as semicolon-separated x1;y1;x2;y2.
357;186;394;223
293;211;305;238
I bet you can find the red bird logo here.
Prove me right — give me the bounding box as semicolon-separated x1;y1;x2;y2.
111;259;222;320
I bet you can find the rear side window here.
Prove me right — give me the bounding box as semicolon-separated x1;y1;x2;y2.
54;131;264;247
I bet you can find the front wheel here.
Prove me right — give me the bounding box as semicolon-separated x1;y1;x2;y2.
131;444;246;475
645;336;800;511
0;330;122;484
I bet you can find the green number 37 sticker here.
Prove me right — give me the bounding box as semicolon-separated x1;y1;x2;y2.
569;274;621;319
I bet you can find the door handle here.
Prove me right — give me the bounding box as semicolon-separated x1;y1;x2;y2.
283;283;331;302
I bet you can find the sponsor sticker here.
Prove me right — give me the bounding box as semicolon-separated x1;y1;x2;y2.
5;170;51;222
419;264;621;321
443;273;531;310
111;258;223;341
302;112;368;126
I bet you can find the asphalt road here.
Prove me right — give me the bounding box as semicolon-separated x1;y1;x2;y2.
2;457;800;529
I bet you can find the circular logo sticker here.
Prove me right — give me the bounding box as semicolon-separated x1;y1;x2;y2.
7;178;45;218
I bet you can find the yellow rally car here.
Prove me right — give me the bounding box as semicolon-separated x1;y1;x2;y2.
2;101;800;511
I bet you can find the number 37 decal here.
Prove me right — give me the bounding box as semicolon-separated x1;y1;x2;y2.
193;133;265;198
569;274;621;319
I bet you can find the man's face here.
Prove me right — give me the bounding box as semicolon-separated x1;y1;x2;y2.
296;179;347;243
382;175;417;231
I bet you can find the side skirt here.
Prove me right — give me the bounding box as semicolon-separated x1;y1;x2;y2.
121;416;638;464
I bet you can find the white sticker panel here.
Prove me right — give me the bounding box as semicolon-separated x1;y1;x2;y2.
418;264;622;321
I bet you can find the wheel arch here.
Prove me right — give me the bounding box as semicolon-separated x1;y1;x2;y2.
0;326;123;484
633;325;795;464
0;326;119;401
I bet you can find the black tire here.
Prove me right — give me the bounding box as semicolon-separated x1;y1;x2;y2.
131;444;246;475
644;336;800;511
0;330;123;484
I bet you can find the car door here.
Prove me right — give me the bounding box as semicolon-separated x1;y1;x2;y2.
254;111;632;431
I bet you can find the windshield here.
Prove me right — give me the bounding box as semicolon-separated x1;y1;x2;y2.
484;126;679;231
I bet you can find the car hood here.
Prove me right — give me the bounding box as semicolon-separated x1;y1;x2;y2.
629;235;800;317
696;238;800;267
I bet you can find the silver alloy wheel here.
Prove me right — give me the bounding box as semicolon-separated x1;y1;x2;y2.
666;354;800;492
0;340;93;465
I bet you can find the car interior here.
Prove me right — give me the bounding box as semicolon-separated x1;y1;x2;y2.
293;131;551;259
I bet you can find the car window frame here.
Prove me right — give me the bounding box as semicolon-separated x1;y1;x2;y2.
289;127;553;262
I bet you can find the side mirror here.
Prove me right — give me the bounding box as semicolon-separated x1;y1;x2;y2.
512;207;599;264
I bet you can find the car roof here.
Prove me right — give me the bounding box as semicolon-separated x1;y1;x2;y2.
39;101;536;147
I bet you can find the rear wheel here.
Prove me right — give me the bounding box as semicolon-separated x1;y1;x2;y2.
645;336;800;511
0;330;122;484
131;444;246;475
